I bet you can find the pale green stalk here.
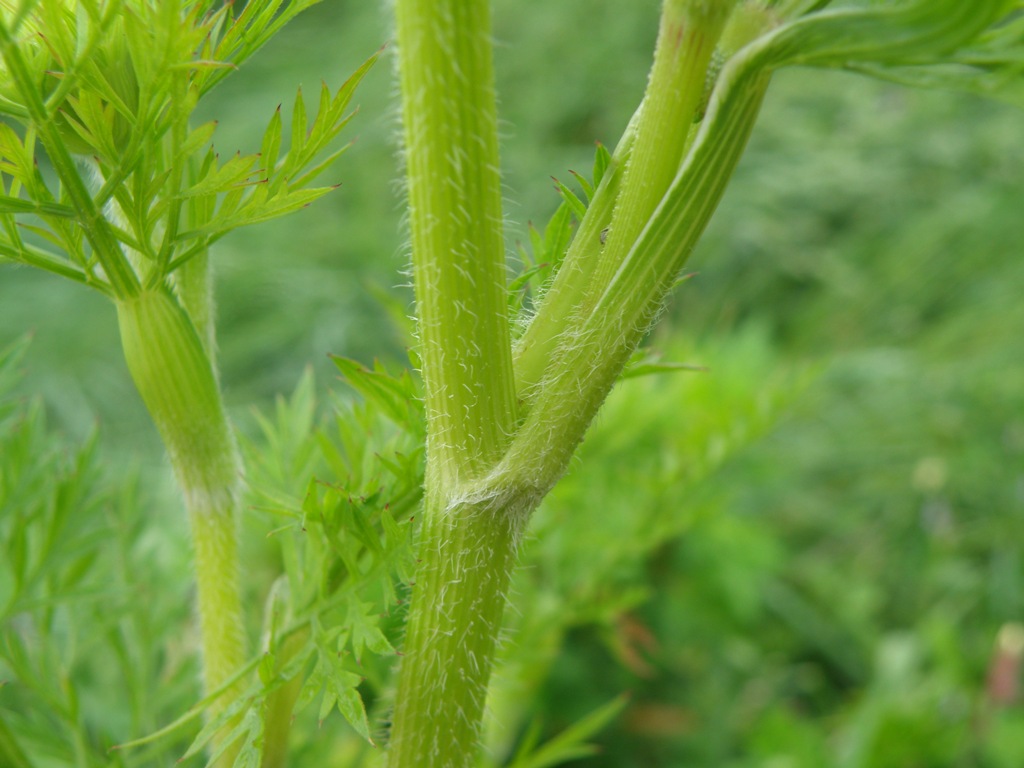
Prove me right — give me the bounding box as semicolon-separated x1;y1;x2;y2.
507;0;1008;491
3;14;248;762
116;288;246;766
387;0;521;765
510;116;634;400
501;73;772;498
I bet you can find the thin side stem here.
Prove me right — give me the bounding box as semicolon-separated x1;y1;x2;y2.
499;3;777;509
586;0;733;303
259;629;309;768
501;73;772;502
513;0;735;397
511;116;636;403
116;289;246;766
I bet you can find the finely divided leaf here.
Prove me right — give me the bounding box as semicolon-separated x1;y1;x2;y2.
182;152;260;198
330;356;423;431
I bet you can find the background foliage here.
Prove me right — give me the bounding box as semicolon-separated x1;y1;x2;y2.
2;1;1022;765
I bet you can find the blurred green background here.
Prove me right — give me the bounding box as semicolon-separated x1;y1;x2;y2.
2;1;1023;765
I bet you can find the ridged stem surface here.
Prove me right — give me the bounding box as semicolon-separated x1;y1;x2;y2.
389;1;520;766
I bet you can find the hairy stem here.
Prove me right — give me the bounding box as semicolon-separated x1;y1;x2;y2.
395;0;517;483
388;0;520;765
504;74;772;498
585;0;734;305
388;493;532;767
506;0;768;495
387;2;777;764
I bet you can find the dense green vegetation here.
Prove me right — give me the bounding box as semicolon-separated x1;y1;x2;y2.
2;1;1023;766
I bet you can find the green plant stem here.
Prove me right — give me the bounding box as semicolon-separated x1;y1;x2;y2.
388;494;531;767
511;116;635;402
513;0;734;397
501;78;774;506
259;629;309;768
385;0;1011;763
116;289;246;765
394;0;517;482
173;250;217;362
388;0;520;765
504;2;768;496
586;0;733;302
387;2;774;764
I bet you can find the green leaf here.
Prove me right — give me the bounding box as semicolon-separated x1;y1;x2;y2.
294;657;328;714
330;356;423;431
621;348;709;380
176;187;331;241
551;176;588;221
291;85;308;158
181;152;260;198
508;261;550;296
757;0;1017;73
260;105;283;181
322;649;372;742
0;124;40;189
198;0;325;95
177;694;251;763
346;597;396;661
276;52;378;183
288;144;351;190
592;141;611;187
179;120;219;161
541;203;575;277
329;676;373;744
507;695;628;768
568;169;594;202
